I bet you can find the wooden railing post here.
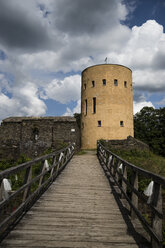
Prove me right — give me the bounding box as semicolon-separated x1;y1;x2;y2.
151;183;162;248
121;164;127;199
50;155;56;179
110;156;115;176
39;160;46;187
131;171;138;219
64;150;68;165
0;180;3;202
99;148;103;162
23;166;32;202
0;179;3;202
55;154;62;177
107;154;112;170
60;154;64;169
104;151;107;165
115;160;120;183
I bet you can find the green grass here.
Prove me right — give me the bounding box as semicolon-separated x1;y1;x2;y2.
103;145;165;178
0;154;31;172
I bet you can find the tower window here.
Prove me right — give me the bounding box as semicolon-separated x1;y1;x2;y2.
84;83;86;90
102;79;106;86
92;81;95;87
93;97;96;114
85;99;87;115
124;81;127;87
98;120;101;127
120;121;124;127
114;79;118;86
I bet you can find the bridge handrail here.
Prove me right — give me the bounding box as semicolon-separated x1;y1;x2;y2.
97;141;165;248
99;143;165;186
0;144;75;241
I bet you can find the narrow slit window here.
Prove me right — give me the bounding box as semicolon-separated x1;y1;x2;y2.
93;97;96;114
84;83;86;90
102;79;106;86
92;81;95;87
114;79;118;86
120;121;124;127
98;120;101;127
85;99;87;115
124;81;127;87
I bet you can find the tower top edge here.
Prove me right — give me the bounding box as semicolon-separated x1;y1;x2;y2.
82;64;132;74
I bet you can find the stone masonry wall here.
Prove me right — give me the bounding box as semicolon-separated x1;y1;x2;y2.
20;119;53;158
0;122;21;160
0;117;80;160
103;136;149;151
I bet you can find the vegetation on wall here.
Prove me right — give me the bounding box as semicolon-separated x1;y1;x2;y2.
0;154;30;172
134;107;165;157
74;113;81;129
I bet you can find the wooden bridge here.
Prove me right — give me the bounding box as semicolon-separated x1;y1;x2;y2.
0;143;164;247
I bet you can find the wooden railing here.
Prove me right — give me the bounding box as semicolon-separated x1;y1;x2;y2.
97;141;165;248
0;144;75;241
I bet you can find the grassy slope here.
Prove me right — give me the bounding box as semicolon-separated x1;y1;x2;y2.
104;146;165;178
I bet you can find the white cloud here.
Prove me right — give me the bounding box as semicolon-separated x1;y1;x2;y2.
133;101;154;114
0;73;11;93
133;92;155;114
133;69;165;91
107;20;165;68
63;107;73;117
0;0;130;77
63;99;81;116
0;82;46;122
14;82;47;116
20;51;93;74
44;75;81;104
73;99;81;114
0;93;19;120
105;20;165;93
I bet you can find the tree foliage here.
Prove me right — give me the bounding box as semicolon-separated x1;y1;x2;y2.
134;107;165;157
74;113;81;129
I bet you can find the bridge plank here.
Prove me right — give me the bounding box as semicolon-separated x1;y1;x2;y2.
1;153;138;247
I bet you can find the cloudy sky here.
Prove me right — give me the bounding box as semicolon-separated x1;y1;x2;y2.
0;0;165;122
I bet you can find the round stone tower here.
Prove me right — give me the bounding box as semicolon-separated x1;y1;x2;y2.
81;64;134;149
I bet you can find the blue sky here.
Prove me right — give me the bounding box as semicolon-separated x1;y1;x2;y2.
0;0;165;122
124;0;165;28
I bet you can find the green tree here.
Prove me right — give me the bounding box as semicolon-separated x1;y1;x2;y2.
134;107;165;157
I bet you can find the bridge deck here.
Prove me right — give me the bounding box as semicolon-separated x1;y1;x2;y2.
1;152;138;248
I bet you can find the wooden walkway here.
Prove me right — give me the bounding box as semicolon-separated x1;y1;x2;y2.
1;152;138;248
